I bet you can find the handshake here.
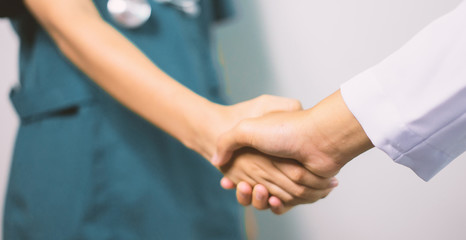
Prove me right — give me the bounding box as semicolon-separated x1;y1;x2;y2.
195;90;374;215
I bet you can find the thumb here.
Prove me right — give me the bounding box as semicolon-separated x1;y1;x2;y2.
211;121;256;167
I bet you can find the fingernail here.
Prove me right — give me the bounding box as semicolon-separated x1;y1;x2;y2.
256;192;265;201
272;204;283;213
269;197;283;214
239;191;247;198
329;178;339;188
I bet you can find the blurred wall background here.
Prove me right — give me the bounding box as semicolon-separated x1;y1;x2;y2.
1;0;466;239
216;1;466;240
0;19;19;239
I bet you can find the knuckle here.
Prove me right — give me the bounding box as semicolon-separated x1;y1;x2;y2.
289;99;303;111
290;168;307;184
287;99;303;111
291;185;309;199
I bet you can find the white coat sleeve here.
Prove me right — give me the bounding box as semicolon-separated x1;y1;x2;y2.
340;1;466;181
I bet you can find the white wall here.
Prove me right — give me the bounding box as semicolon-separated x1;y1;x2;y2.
1;1;466;239
0;20;19;238
216;0;466;239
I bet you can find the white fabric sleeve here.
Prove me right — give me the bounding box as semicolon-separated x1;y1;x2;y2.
340;1;466;181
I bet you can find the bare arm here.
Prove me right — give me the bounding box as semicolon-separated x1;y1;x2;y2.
24;0;225;158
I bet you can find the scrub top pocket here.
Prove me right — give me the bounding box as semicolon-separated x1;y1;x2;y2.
10;83;96;124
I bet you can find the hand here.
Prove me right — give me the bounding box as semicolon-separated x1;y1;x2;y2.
212;91;374;205
213;108;342;179
195;94;338;213
194;94;303;160
218;148;338;214
216;107;339;213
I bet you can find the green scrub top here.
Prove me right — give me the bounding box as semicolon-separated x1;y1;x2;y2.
4;1;245;239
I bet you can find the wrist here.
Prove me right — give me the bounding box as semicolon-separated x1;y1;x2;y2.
184;100;229;160
305;90;374;173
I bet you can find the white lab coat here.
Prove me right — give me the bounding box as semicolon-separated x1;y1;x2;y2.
341;1;466;181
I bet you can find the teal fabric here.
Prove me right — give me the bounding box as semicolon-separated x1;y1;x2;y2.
4;0;244;239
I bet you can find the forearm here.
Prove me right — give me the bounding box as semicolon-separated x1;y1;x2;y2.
24;0;221;157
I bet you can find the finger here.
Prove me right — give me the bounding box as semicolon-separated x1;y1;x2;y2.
241;158;307;205
220;177;236;190
238;158;300;205
252;159;312;204
330;178;339;188
262;174;336;205
272;158;338;189
239;152;333;205
222;149;298;207
306;187;334;203
251;184;269;210
258;179;297;206
236;182;253;206
268;196;283;209
269;196;291;215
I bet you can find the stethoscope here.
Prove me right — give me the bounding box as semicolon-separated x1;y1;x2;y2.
107;0;200;28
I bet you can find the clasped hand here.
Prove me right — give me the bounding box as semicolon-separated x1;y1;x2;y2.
204;94;346;215
209;91;373;214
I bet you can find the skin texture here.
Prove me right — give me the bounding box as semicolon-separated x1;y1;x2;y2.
23;0;336;213
214;90;374;214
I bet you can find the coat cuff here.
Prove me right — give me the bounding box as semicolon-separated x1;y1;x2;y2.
340;70;458;181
